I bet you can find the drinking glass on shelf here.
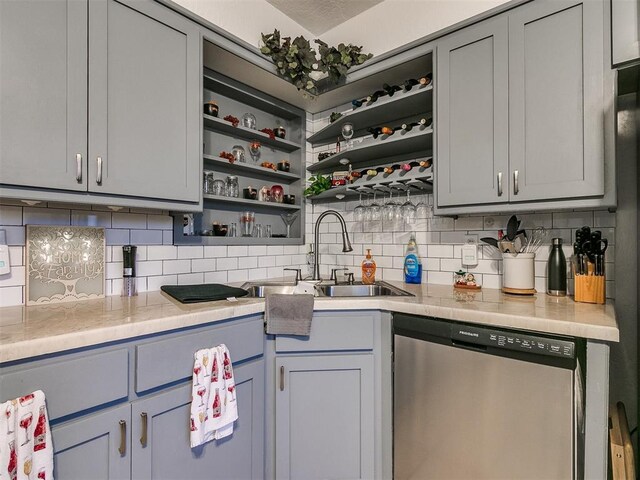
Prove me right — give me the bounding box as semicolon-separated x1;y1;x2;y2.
212;179;226;196
240;211;255;237
265;225;272;238
227;223;237;237
402;188;417;225
369;192;381;221
248;140;261;163
280;211;299;238
341;122;354;149
353;193;366;222
253;224;263;238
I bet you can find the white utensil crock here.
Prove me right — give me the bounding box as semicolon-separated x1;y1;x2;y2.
502;253;535;290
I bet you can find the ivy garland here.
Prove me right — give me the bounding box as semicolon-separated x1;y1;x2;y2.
260;29;373;96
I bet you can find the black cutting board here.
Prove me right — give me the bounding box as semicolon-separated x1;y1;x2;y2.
161;284;248;303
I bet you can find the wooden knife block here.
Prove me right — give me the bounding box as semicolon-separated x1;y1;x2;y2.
574;273;606;304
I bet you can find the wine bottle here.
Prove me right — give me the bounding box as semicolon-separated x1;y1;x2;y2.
383;83;401;97
366;169;378;177
419;73;433;86
383;165;395;174
368;127;382;139
352;98;364;108
419;159;433;168
366;89;386;103
403;78;420;91
419;117;433;128
381;126;394;136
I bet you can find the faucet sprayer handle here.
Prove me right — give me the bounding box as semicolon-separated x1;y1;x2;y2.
330;268;349;285
346;272;355;285
283;268;302;284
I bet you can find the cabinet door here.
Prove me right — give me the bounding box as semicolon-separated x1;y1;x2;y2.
0;0;87;191
88;0;200;202
508;0;605;202
52;404;130;480
131;358;264;480
276;354;375;480
612;0;640;66
436;17;509;207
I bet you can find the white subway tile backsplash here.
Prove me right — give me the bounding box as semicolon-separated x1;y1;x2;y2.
136;261;163;277
147;245;177;260
105;262;123;280
112;212;147;229
71;211;111;227
217;257;238;271
8;247;23;266
454;216;484;231
203;246;227;257
177;246;204;259
428;271;453;285
191;258;217;273
238;256;258;269
0;286;23;306
228;246;248;257
147;215;173;230
258;256;276;268
428;245;454;258
248;245;267;256
23;207;70;225
227;269;248;283
0;206;22;225
105;229;130;245
163;259;191;275
0;266;25;287
178;272;205;285
552;211;594;228
147;275;177;291
204;271;228;283
249;268;268;281
130;229;163;245
267;245;284;256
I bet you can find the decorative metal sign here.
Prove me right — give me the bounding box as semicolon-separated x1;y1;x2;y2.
26;225;105;305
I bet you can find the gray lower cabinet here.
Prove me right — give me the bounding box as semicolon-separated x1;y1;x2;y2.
436;16;509;207
53;405;131;480
131;358;264;480
275;354;375;480
612;0;640;65
0;0;200;207
435;0;610;212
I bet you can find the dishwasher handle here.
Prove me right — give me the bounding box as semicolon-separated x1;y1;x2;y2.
451;338;488;352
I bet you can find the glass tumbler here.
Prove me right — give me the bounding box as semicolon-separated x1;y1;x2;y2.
203;171;214;194
226;176;239;198
227;223;237;237
240;211;255;237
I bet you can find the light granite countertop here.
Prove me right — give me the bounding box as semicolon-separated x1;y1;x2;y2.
0;282;618;363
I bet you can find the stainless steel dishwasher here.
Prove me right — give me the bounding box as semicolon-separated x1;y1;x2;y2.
393;313;585;480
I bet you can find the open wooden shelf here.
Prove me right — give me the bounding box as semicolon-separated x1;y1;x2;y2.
203;114;301;152
203;194;302;211
203;154;300;182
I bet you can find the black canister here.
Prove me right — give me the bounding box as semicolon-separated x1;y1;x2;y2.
547;238;567;296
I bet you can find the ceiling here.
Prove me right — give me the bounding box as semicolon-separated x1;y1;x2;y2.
265;0;384;35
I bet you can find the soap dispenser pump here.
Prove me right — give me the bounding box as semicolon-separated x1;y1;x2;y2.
361;249;376;285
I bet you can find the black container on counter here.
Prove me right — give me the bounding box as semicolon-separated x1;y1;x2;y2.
547;238;567;296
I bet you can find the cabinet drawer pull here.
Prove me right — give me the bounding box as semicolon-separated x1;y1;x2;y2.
75;154;82;182
96;156;103;185
513;170;519;195
279;366;285;391
497;172;503;197
140;412;148;447
118;420;126;456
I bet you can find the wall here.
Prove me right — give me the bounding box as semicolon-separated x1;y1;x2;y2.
320;0;511;56
307;110;617;296
0;201;307;306
171;0;314;49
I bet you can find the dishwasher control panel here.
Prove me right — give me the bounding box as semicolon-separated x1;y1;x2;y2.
451;325;575;358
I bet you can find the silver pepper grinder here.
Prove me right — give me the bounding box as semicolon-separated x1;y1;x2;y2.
122;245;137;296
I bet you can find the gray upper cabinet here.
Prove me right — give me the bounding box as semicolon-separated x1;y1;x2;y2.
0;0;88;192
436;18;509;207
612;0;640;65
508;0;605;202
88;0;201;202
0;0;201;209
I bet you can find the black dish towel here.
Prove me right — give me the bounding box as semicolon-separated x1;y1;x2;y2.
160;284;248;304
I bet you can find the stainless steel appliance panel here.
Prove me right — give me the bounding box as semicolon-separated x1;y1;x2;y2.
394;334;574;480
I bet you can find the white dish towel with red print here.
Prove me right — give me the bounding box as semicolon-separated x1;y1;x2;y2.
0;390;54;480
190;344;238;448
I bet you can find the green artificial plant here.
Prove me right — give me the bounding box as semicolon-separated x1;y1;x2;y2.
304;174;332;197
260;29;372;95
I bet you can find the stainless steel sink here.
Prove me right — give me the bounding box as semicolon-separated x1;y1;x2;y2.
316;281;414;298
242;283;298;298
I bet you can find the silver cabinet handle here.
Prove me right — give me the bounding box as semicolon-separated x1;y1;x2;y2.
497;172;503;197
75;154;82;182
279;366;285;391
96;156;103;185
118;420;126;456
140;412;148;447
513;170;519;195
